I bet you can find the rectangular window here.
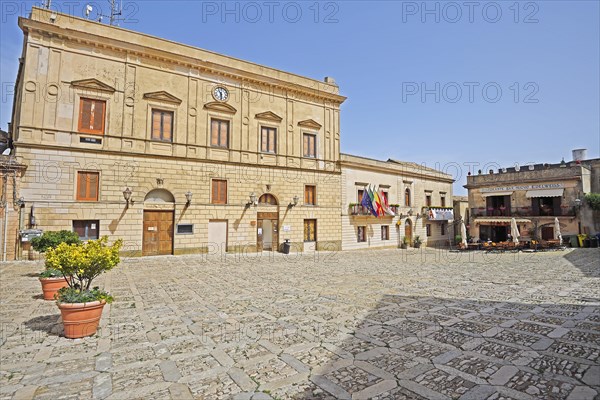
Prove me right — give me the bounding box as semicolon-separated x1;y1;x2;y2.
305;185;316;205
76;171;99;201
151;109;173;142
426;194;432;207
304;219;317;242
440;196;446;207
358;189;364;203
211;119;229;148
381;226;389;241
73;220;99;240
176;224;194;234
441;223;446;235
78;98;106;135
303;133;316;158
382;191;388;204
426;224;431;237
357;226;366;242
261;126;277;153
211;179;227;204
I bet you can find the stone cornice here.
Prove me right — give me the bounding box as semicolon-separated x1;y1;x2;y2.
340;159;454;184
298;119;323;130
204;102;237;114
255;111;283;122
19;9;347;105
143;91;183;105
70;78;116;93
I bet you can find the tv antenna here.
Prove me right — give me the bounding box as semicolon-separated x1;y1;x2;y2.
86;0;124;26
43;0;52;8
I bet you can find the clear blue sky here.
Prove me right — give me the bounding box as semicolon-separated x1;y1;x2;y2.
1;1;599;194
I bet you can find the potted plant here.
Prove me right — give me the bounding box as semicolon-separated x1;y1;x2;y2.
39;268;71;300
413;236;422;248
454;235;462;245
45;237;122;339
400;236;409;249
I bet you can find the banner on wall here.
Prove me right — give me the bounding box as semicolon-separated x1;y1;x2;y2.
427;208;454;221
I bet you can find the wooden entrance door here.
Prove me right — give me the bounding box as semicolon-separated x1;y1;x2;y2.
257;212;279;252
143;211;174;256
404;220;412;244
541;226;554;241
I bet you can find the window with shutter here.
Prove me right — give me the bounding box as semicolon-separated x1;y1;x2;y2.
405;188;411;206
78;98;106;135
304;219;317;242
210;119;229;148
305;185;316;205
211;179;227;204
261;127;277;153
76;172;99;201
381;226;389;240
151;109;174;142
303;133;316;158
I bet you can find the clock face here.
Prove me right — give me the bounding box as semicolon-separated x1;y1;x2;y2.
213;86;229;102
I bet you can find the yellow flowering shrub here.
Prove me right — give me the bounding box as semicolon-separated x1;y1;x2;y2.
45;236;123;291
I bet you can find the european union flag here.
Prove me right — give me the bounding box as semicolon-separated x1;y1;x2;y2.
361;186;379;217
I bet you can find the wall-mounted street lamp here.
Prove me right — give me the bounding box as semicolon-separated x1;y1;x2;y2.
185;191;193;206
123;187;133;207
574;198;582;209
246;192;258;209
289;195;299;208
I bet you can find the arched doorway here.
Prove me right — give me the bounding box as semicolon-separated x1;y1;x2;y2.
257;194;279;251
404;219;412;244
142;189;175;256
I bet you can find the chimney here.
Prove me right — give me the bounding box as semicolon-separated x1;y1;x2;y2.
572;149;587;162
324;77;337;86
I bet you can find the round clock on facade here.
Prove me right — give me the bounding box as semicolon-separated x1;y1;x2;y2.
213;86;229;102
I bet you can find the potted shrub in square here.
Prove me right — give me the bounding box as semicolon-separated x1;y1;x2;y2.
413;236;422;248
45;237;122;339
32;231;80;300
39;268;71;300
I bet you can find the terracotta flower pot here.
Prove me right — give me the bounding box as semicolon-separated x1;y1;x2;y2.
39;277;70;301
57;300;106;339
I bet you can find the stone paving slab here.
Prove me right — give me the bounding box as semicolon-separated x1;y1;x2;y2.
1;248;599;399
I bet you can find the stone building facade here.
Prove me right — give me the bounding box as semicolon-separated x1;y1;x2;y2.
340;154;454;250
8;7;345;257
465;161;593;242
0;156;26;261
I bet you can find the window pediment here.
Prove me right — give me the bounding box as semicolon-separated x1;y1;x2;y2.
143;91;182;105
298;119;322;130
204;102;237;114
70;78;115;93
255;111;283;122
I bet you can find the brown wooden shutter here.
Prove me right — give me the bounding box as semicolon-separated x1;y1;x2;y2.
77;173;87;200
91;100;105;132
211;120;218;146
79;99;93;132
163;112;173;141
152;111;162;140
220;121;228;148
221;181;227;204
261;127;268;152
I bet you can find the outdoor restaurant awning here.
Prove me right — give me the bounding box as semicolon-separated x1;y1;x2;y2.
525;188;564;198
475;218;531;225
481;191;513;197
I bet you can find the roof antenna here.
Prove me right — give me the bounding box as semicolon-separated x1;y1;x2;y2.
85;0;123;25
43;0;52;9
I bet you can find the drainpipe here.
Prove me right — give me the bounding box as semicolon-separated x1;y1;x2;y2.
2;205;8;262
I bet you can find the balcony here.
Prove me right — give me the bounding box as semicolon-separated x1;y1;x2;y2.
349;204;371;216
349;204;400;216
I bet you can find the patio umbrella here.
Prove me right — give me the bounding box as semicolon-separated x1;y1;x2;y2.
510;218;520;243
461;221;468;247
554;217;562;245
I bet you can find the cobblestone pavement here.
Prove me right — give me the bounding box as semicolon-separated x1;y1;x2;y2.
1;248;599;400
